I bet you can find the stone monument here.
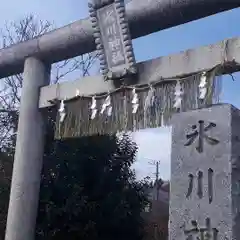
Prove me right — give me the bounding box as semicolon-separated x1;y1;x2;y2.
169;104;240;240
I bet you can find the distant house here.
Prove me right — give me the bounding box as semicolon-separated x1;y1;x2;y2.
142;180;169;240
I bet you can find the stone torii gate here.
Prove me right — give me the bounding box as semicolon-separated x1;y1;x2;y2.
1;0;240;239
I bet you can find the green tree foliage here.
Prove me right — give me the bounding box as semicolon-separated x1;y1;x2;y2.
0;113;149;239
0;152;12;239
36;132;149;240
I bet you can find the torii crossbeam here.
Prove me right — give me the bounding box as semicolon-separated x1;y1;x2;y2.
2;1;240;239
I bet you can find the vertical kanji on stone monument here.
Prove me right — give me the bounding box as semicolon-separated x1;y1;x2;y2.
170;104;240;240
88;0;137;81
184;120;219;153
183;218;219;240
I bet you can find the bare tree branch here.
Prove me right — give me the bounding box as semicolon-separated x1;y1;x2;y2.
0;14;99;151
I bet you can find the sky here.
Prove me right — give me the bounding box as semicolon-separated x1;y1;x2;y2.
1;0;240;181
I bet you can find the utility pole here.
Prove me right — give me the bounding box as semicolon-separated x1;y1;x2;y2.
148;160;160;182
156;161;159;182
148;159;161;201
148;159;161;240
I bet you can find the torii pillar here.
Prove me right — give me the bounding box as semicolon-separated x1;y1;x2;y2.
5;57;50;240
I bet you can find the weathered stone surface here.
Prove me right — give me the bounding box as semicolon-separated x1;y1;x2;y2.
89;0;137;80
91;0;114;9
169;104;240;240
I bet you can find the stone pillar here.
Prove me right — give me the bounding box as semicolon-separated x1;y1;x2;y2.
169;104;240;240
5;58;50;240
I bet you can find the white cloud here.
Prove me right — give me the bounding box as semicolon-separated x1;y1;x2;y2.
132;127;172;181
